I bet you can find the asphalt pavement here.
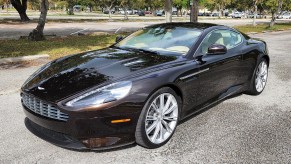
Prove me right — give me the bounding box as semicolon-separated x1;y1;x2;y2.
0;30;290;163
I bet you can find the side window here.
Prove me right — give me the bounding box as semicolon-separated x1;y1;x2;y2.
197;29;242;55
223;31;242;49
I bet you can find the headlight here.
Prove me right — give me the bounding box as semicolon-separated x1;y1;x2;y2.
65;81;132;108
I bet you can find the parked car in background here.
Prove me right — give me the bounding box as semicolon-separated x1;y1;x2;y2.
205;12;211;16
137;10;145;16
211;13;220;17
277;13;291;19
73;5;81;12
248;13;267;19
232;12;242;18
156;10;164;16
133;9;138;14
145;11;152;15
120;10;133;15
103;8;115;14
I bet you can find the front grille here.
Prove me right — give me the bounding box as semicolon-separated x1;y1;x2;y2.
22;93;69;121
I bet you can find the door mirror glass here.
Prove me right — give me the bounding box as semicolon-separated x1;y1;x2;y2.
207;44;227;55
115;36;123;43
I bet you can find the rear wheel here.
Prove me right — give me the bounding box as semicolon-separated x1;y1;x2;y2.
135;87;181;149
248;58;268;95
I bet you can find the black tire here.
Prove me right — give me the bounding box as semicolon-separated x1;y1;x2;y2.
247;58;268;95
135;87;181;149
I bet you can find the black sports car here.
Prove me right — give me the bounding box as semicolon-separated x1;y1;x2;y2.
21;22;269;150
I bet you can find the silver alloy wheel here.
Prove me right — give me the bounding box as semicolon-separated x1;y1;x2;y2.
145;93;178;144
255;60;268;92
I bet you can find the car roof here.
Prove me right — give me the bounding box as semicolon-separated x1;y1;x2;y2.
146;22;225;30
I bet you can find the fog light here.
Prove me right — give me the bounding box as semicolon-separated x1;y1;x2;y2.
82;137;120;148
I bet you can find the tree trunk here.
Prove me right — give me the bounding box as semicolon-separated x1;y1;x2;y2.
269;12;276;27
124;7;129;20
11;0;30;22
220;4;224;18
6;0;9;13
253;3;257;26
190;0;198;22
165;0;172;22
67;0;74;15
28;0;48;41
108;8;112;19
269;0;283;27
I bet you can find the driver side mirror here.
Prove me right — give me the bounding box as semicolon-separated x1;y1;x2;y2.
115;36;123;43
207;44;227;55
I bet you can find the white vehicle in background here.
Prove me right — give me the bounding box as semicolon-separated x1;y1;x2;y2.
119;10;133;15
232;12;243;18
277;12;291;19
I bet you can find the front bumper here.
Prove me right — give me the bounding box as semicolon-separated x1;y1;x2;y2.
23;104;140;150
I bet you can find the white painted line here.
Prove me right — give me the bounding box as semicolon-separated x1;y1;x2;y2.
115;27;122;33
70;28;89;35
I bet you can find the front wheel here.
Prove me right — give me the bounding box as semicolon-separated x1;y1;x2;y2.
248;58;269;95
135;87;181;149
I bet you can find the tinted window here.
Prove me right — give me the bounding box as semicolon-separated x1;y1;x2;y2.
197;29;243;55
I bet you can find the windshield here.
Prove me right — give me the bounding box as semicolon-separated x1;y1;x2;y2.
115;26;202;56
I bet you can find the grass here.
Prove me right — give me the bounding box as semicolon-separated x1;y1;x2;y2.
234;23;291;33
0;33;117;59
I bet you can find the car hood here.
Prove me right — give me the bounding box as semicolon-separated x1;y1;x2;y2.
22;47;178;102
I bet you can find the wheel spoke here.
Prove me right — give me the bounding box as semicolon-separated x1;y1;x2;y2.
146;115;157;121
151;122;161;142
151;101;159;113
163;116;177;121
164;104;177;115
162;120;173;133
159;123;164;140
159;94;165;110
256;77;261;91
146;120;158;134
163;95;173;113
258;79;263;90
260;63;264;74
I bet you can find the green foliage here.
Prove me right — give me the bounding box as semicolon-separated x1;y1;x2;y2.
203;0;231;11
263;0;279;14
173;0;188;9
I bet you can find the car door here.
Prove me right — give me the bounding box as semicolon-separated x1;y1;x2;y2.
194;29;243;106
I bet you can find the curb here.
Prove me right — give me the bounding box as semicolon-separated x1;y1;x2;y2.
0;54;49;64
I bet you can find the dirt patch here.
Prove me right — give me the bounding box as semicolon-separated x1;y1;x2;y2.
0;58;50;70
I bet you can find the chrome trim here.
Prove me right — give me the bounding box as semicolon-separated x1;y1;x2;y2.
180;68;210;80
22;93;69;121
